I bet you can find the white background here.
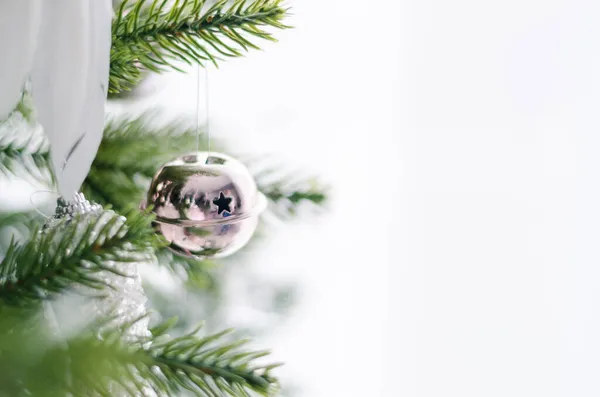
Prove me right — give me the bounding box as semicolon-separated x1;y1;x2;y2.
146;0;600;396
12;0;600;396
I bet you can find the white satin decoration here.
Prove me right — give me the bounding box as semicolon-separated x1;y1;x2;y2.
32;0;113;197
0;0;112;198
0;1;41;121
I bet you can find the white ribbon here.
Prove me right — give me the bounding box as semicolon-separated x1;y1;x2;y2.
0;0;112;198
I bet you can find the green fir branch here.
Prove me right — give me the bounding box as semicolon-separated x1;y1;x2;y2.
261;180;327;218
110;0;290;93
83;115;208;211
86;115;329;216
0;93;52;183
0;312;279;396
0;210;41;258
251;164;328;218
0;211;39;229
145;322;280;396
94;116;204;178
66;319;280;396
157;246;218;286
0;208;161;307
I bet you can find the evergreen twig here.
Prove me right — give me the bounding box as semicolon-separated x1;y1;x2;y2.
83;115;206;211
157;246;218;286
85;115;328;215
110;0;290;93
0;313;280;396
0;93;51;183
0;208;161;307
145;321;280;396
249;159;328;218
259;178;327;218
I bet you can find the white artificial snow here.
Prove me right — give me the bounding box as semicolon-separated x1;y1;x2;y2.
0;93;51;212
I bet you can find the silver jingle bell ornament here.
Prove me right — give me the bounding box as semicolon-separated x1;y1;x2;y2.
144;152;267;259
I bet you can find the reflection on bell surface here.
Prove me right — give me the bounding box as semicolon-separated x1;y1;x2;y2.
145;151;266;259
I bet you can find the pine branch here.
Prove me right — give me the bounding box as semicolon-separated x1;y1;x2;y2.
145;323;280;396
0;93;52;183
0;210;39;229
68;321;280;396
251;162;328;219
0;313;280;396
83;115;209;211
157;246;218;286
0;208;161;307
0;210;41;257
260;179;327;218
94;116;204;178
87;115;328;215
110;0;290;93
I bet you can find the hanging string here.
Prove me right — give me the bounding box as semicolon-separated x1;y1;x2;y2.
30;190;59;219
205;66;211;158
195;64;201;154
30;130;82;217
195;64;211;161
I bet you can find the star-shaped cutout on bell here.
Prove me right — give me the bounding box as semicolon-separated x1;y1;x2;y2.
213;192;232;215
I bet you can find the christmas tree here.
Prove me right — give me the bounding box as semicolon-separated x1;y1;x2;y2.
0;1;326;395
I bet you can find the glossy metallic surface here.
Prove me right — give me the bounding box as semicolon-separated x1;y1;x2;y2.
145;152;266;259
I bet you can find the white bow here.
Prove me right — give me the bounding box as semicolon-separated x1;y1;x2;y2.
0;0;112;198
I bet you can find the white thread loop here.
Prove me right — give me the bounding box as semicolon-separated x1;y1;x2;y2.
195;64;210;161
195;63;201;154
29;189;60;219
